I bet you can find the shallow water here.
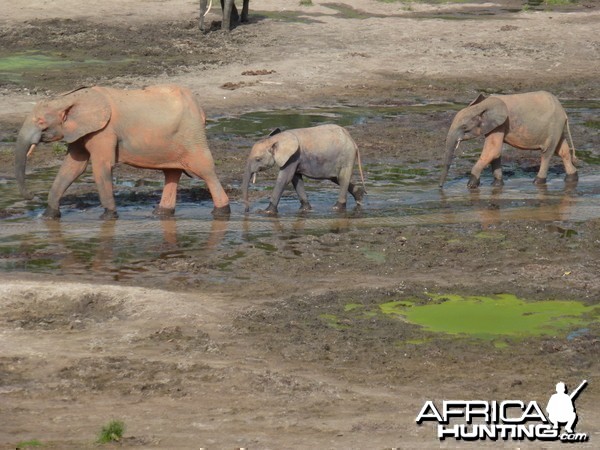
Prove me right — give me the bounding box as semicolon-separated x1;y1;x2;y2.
0;103;598;279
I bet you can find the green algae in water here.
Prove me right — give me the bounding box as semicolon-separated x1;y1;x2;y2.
380;294;598;339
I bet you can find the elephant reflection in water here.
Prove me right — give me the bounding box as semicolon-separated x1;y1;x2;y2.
242;213;353;257
438;184;578;230
42;217;229;277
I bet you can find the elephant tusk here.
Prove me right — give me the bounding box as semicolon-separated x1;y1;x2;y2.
27;144;37;158
204;0;213;17
252;173;257;184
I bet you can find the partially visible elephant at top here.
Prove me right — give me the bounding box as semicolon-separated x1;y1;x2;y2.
242;124;366;215
439;91;578;189
15;84;230;219
199;0;250;31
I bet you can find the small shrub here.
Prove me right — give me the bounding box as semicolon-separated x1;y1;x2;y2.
97;420;125;443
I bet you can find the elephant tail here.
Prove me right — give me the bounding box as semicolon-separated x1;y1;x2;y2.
356;146;367;195
565;118;578;165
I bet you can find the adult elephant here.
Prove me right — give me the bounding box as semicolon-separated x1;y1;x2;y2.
15;84;230;219
199;0;250;31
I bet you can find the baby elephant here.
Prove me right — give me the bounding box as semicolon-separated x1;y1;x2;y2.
439;91;578;188
242;124;365;214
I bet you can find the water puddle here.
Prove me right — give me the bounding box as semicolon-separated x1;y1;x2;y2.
207;103;458;138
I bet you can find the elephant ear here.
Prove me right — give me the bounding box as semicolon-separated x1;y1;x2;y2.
270;132;299;168
479;97;508;135
469;93;487;106
60;88;111;143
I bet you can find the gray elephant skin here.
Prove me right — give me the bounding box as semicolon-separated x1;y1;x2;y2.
242;124;366;214
440;91;578;189
199;0;249;31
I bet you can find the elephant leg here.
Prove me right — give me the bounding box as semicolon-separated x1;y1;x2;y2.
86;135;118;219
241;0;250;22
348;182;366;205
490;156;504;187
221;0;238;30
155;169;182;217
332;166;353;210
469;131;504;189
44;143;90;219
199;0;208;31
265;168;295;214
184;154;230;216
292;174;311;211
556;138;578;183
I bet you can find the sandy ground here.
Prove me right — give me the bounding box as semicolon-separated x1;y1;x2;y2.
0;1;599;448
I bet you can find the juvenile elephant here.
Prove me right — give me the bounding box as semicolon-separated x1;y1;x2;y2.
15;84;230;219
242;125;366;214
199;0;249;31
439;91;578;188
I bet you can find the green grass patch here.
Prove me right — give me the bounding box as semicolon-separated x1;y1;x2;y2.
16;441;43;449
97;420;125;444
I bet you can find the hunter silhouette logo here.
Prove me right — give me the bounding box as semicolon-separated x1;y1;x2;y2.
546;380;587;435
416;380;589;442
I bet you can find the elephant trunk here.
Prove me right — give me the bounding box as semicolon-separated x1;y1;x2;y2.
439;129;461;188
241;163;254;213
15;119;42;200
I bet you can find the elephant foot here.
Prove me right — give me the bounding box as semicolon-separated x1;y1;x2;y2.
564;172;579;183
467;175;480;189
100;208;118;220
153;206;175;217
533;176;547;185
353;187;366;205
299;201;312;212
258;209;278;216
332;202;347;211
212;204;231;219
42;207;61;220
257;203;278;216
491;178;504;187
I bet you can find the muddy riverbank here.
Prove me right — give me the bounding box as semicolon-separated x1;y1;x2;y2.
1;1;599;448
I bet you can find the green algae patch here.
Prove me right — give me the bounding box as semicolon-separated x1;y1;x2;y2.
380;294;597;339
344;303;363;312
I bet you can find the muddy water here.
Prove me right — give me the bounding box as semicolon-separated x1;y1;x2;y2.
0;103;598;280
